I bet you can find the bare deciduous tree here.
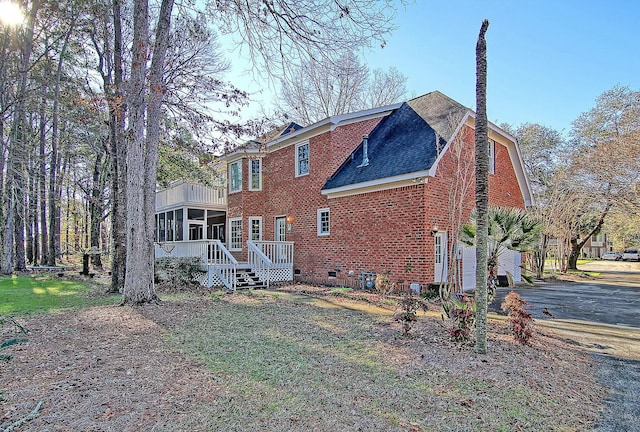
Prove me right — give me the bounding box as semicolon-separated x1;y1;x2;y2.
278;51;407;125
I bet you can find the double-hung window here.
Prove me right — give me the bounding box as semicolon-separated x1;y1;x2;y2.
249;159;262;191
295;141;309;177
249;217;262;241
229;218;243;251
229;160;242;193
317;208;330;236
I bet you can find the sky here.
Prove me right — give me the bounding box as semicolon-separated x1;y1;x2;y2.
228;0;640;138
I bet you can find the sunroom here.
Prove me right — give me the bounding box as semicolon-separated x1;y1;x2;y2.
154;180;226;243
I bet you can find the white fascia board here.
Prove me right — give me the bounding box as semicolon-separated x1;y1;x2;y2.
321;170;431;199
457;112;535;207
267;103;403;150
222;147;264;162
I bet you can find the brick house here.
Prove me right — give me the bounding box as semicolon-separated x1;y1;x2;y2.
220;91;534;292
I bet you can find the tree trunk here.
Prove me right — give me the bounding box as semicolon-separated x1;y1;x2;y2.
568;237;580;270
26;156;35;264
567;202;611;270
122;0;158;303
6;1;40;273
90;150;105;269
46;19;75;267
474;19;490;355
122;0;174;305
13;139;27;271
535;234;548;279
38;94;48;265
109;0;127;293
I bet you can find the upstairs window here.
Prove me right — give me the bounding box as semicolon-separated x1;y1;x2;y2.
249;158;262;191
488;139;496;174
317;208;330;236
229;160;242;193
296;141;309;177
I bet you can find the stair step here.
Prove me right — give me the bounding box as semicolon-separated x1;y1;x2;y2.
235;270;265;289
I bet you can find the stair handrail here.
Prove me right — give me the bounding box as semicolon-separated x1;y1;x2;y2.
247;240;272;289
208;240;238;291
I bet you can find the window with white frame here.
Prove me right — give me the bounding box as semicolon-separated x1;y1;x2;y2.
249;158;262;191
229;160;242;193
295;141;309;177
249;217;262;241
317;208;330;236
229;218;243;250
488;139;496;174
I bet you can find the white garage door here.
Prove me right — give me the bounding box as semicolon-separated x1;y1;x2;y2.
461;246;522;291
498;249;522;282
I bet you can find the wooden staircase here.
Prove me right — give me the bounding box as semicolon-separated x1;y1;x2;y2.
235;269;266;289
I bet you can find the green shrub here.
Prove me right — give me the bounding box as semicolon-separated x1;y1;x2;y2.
155;257;203;287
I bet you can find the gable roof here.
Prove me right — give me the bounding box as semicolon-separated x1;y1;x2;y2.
321;90;534;206
322;102;445;191
407;91;468;141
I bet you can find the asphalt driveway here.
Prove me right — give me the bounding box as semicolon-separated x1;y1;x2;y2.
490;260;640;326
490;260;640;431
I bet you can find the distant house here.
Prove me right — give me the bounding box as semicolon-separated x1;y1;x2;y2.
211;91;534;291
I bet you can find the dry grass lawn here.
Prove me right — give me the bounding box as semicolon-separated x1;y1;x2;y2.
0;284;605;431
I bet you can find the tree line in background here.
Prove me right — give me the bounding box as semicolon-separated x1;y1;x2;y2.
0;0;406;302
0;0;638;305
504;85;640;275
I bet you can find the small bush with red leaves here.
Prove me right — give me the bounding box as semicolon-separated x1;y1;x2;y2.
394;292;429;336
442;295;476;343
501;291;534;344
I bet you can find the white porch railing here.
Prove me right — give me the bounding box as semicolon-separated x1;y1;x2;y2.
247;241;272;289
155;240;238;290
252;241;294;283
155;240;294;290
156;182;225;210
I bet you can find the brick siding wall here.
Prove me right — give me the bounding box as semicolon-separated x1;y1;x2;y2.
227;121;526;288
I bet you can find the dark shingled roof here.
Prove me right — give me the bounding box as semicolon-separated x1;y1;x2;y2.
322;102;447;191
407;91;468;141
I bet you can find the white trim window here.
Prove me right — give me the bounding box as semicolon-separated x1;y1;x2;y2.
295;141;310;177
488;139;496;175
229;217;243;251
249;158;262;191
249;217;262;241
317;208;330;236
229;160;242;193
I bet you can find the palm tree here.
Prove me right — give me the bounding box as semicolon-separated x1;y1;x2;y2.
461;207;541;300
474;19;490;354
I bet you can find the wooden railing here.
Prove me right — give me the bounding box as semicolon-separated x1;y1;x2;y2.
155;240;238;290
155;240;294;289
252;241;294;284
156;182;226;209
207;240;238;290
247;241;272;289
254;241;294;266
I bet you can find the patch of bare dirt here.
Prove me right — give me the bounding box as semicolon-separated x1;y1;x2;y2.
1;302;218;431
0;284;607;431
